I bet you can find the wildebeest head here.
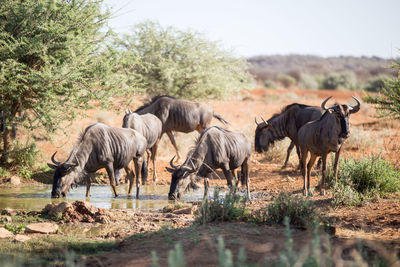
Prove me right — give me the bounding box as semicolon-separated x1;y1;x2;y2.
166;156;197;200
321;96;360;142
254;117;274;153
48;152;80;198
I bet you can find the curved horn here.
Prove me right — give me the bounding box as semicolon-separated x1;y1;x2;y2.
349;96;361;113
189;158;196;170
128;108;132;113
261;117;268;125
51;151;61;165
255;117;260;126
169;155;179;169
321;96;333;111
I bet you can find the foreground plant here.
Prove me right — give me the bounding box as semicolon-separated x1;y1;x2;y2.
254;191;321;229
195;186;248;225
327;154;400;206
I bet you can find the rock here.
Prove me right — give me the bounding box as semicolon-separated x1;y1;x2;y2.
48;202;72;217
1;208;17;216
27;210;40;216
42;203;57;214
25;223;58;234
95;215;111;224
7;176;20;186
172;207;193;215
0;227;14;239
14;234;31;242
0;216;12;223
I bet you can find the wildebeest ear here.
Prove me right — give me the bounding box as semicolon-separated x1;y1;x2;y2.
165;167;175;173
47;163;58;169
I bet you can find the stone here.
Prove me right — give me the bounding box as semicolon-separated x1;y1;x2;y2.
7;176;20;186
0;216;12;223
172;207;193;215
0;227;13;239
48;202;72;216
1;208;17;216
42;203;57;214
13;234;31;242
25;223;58;234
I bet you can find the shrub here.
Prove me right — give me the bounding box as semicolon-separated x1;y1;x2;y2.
195;186;248;225
327;154;400;206
363;76;389;92
299;73;319;90
321;71;357;90
254;192;320;229
263;80;276;89
276;74;296;88
9;141;38;169
4;224;25;234
364;60;400;120
120;21;253;99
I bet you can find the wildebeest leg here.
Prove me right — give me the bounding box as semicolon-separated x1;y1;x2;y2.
134;157;143;199
203;177;210;199
320;154;328;196
300;147;309;196
126;166;135;197
166;131;181;161
105;163;118;197
283;141;295;169
333;145;343;186
306;154;318;195
221;164;233;187
151;141;159;182
295;144;302;170
242;158;251;200
85;177;91;198
167;131;181;161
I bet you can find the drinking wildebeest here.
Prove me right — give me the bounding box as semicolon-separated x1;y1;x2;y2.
254;103;324;168
298;96;360;196
134;95;229;161
48;123;147;199
122;110;162;183
166;126;251;200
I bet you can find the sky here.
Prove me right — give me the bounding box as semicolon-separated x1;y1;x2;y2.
104;0;400;58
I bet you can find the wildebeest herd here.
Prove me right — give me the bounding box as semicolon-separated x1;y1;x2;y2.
49;95;360;200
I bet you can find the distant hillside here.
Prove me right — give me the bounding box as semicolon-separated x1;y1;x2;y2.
247;55;397;83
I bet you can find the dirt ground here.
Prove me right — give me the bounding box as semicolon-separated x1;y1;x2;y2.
9;88;400;266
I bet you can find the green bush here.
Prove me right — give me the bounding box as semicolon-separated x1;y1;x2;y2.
263;80;277;89
195;187;248;225
276;74;296;88
254;192;320;229
119;21;253;99
363;76;389;92
321;71;357;90
327;154;400;206
299;73;320;90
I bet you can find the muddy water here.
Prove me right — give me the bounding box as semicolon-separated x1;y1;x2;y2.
0;184;207;211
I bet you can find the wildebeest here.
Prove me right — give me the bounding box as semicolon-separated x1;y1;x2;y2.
166;126;251;200
134;95;229;160
48;123;147;199
122;110;162;182
254;103;324;168
298;96;360;196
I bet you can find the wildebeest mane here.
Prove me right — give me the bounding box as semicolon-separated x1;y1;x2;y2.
268;103;310;123
134;95;177;113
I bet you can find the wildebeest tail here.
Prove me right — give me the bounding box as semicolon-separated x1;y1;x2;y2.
141;159;148;183
213;113;230;125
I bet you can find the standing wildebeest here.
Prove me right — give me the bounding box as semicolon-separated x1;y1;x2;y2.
254;103;324;168
122;111;162;182
134;95;229;161
298;96;360;196
166;126;251;200
48;123;147;199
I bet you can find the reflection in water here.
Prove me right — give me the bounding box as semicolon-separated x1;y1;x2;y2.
0;184;211;211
